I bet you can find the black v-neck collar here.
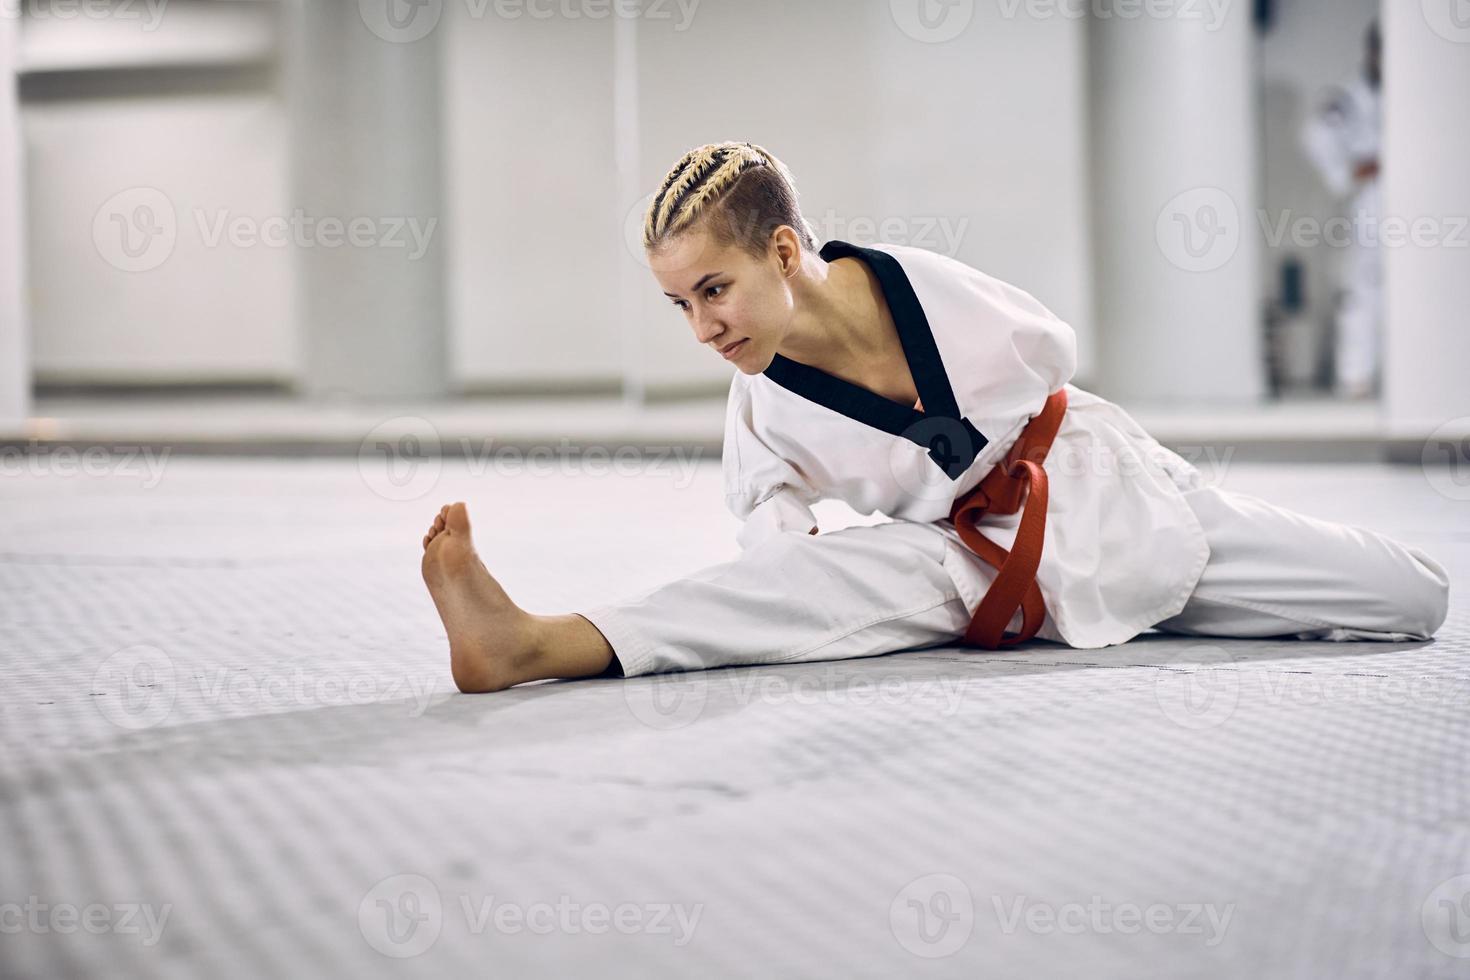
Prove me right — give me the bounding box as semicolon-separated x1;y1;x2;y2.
761;240;987;480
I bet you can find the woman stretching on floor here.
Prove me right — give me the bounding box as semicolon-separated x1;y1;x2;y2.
420;141;1450;693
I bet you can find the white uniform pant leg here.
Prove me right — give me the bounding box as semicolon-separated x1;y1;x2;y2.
577;520;995;678
1152;485;1450;642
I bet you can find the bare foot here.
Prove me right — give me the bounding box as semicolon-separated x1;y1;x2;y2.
420;502;542;693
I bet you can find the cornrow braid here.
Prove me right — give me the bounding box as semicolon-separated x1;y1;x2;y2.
643;141;819;257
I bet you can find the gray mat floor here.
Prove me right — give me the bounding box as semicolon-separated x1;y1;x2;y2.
2;454;1468;979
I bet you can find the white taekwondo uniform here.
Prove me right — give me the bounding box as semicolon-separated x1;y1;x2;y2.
580;240;1449;679
1301;74;1382;394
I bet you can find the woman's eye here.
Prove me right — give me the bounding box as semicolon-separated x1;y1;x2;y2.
706;285;724;299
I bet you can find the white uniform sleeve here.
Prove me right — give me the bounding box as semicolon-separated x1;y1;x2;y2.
722;375;819;551
957;267;1079;427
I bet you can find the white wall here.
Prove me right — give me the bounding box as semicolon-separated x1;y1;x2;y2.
1089;2;1263;405
1381;1;1470;433
1;14;27;422
444;0;1094;393
441;2;624;391
871;3;1094;381
630;0;888;390
26;93;294;382
20;0;293;385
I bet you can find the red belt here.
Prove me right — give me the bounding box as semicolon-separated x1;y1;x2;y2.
947;388;1068;649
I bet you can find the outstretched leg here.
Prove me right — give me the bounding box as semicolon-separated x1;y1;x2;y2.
576;519;1009;679
1153;485;1450;641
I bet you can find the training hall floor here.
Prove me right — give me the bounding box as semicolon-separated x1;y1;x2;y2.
1;454;1467;979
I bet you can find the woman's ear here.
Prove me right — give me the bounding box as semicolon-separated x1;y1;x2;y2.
772;225;802;279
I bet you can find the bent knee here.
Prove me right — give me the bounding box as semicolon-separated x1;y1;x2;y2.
1399;547;1451;638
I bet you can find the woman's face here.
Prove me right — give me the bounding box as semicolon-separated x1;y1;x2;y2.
648;226;797;374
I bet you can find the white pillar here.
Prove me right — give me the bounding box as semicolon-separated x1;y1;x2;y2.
1089;6;1263;405
612;14;643;410
285;0;447;401
0;14;28;426
1381;4;1470;435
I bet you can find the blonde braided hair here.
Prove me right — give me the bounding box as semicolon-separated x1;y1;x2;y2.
643;141;818;257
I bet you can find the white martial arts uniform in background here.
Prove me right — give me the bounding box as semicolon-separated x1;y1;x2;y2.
580;241;1449;679
1302;75;1382;397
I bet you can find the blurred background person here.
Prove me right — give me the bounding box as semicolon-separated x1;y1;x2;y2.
1300;17;1382;400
